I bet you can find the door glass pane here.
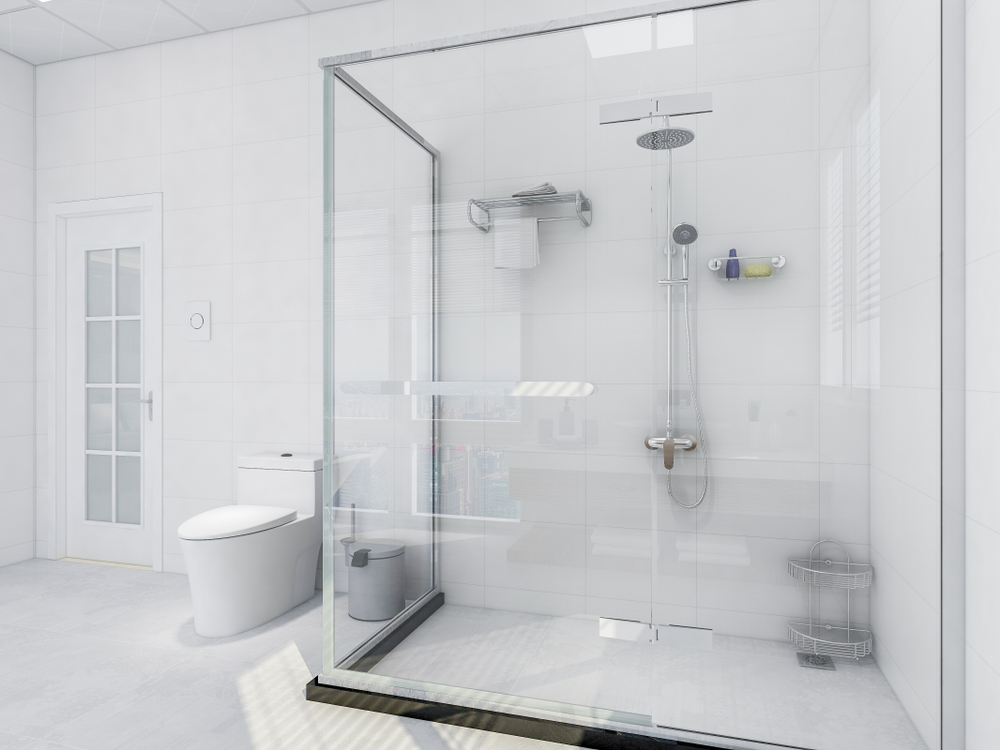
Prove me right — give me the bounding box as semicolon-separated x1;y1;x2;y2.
116;456;141;525
117;248;141;316
87;321;112;383
116;320;141;383
86;454;113;522
117;388;141;452
87;249;112;317
87;388;112;450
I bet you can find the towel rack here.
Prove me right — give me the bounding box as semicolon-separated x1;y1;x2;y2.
467;190;592;233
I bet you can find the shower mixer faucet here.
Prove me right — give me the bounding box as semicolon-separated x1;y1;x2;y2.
644;435;697;470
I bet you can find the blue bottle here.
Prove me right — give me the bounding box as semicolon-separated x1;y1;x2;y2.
726;248;740;280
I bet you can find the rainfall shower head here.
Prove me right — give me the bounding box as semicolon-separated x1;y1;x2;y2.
636;126;695;150
672;223;698;245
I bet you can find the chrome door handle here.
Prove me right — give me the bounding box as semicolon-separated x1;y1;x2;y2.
139;391;153;421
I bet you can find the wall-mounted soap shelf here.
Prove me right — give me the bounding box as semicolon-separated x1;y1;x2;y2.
708;254;786;280
468;191;592;233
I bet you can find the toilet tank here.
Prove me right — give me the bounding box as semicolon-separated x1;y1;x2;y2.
237;453;323;517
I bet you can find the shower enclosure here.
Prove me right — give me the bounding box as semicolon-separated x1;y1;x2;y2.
314;2;948;749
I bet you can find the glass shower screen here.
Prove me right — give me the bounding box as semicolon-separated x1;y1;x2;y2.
323;69;438;670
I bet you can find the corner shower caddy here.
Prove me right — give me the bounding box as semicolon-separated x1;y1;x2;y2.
467;190;592;233
787;539;873;660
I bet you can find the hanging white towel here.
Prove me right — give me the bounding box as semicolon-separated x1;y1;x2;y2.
492;210;539;269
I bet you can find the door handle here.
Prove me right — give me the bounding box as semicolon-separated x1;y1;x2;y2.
139;391;153;421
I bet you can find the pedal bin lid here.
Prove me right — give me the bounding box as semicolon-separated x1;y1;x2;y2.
347;539;404;561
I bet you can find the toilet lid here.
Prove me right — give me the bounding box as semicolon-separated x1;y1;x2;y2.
178;505;297;541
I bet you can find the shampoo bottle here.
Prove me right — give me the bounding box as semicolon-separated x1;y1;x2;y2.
726;248;740;280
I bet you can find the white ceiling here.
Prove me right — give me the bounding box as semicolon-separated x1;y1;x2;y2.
0;0;373;65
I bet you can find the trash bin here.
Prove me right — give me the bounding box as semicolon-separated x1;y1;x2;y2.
347;539;405;621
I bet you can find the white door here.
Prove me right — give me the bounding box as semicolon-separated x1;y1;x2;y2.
64;209;161;566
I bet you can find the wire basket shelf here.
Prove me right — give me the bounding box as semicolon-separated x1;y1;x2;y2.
467;190;592;233
788;622;873;660
787;540;874;662
787;558;872;589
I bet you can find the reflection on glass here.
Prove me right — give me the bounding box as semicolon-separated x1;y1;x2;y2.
87;321;112;383
116;320;141;383
583;17;651;58
117;248;141;316
86;454;112;522
116;456;141;525
86;388;112;450
117;388;141;452
87;249;112;317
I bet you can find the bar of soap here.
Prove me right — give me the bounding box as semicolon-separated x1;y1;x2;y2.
744;263;772;278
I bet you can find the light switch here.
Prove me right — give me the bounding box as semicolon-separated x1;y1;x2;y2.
186;301;211;341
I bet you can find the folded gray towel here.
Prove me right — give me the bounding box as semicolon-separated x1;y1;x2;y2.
512;181;557;197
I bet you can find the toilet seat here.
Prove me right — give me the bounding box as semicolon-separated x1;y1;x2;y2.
178;505;297;541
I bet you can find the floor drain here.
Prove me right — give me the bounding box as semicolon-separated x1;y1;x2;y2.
797;652;836;670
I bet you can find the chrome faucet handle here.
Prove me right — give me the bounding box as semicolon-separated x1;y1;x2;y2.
644;434;696;470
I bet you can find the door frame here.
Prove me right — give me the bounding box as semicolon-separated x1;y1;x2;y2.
47;194;163;571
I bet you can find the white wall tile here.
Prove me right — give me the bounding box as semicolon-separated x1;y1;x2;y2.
0;218;33;276
163;441;233;502
163;382;233;442
0;435;33;494
36;110;95;170
0;160;33;224
0;270;34;329
160;88;233;154
232;382;310;444
308;1;393;63
0;328;34;383
232;137;309;203
0;383;33;438
163;206;233;268
161;147;233;210
0;104;33;169
232;259;309;323
35;165;95;222
95;100;161;162
232;322;309;382
392;0;484;46
161;31;233;97
95;155;162;198
36;57;95;116
95;45;161;106
231;199;309;263
163;264;233;325
0;49;34;115
232;15;310;85
164;323;232;388
0;489;33;551
232;76;309;144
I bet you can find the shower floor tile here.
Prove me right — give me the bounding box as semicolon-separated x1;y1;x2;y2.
370;604;930;750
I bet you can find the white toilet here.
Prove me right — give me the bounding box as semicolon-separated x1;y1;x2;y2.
178;452;322;638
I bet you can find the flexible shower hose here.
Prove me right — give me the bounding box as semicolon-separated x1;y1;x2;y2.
666;283;709;509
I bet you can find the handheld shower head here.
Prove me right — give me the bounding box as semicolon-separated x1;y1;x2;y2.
672;223;698;245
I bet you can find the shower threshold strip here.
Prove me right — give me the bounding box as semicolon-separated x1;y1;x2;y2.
307;679;720;750
307;671;813;750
